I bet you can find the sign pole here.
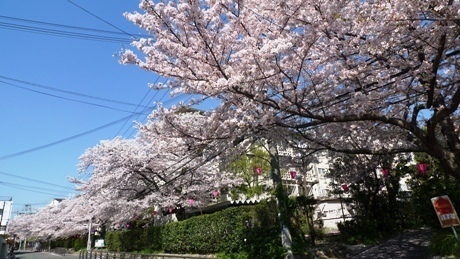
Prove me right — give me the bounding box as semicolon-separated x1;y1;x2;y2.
451;226;460;242
431;195;460;242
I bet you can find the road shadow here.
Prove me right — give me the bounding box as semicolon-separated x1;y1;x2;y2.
353;229;432;258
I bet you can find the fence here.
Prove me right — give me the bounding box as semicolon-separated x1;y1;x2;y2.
78;251;216;259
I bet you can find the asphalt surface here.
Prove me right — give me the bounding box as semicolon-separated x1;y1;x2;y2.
12;251;80;259
10;229;434;259
352;228;432;259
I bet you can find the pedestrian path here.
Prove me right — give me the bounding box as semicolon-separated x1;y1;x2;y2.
352;228;432;258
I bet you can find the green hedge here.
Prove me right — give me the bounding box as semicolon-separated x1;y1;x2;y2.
106;202;284;258
106;226;162;252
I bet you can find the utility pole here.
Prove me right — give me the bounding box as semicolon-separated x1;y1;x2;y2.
268;142;293;259
86;218;92;252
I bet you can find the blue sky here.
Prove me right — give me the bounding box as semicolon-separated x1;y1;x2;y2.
0;1;196;216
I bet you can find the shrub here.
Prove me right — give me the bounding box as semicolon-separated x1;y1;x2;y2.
430;228;460;257
106;202;285;258
73;237;84;251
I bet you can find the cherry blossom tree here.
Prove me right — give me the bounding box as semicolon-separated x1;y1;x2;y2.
81;108;245;217
122;0;460;180
9;109;243;239
8;197;90;240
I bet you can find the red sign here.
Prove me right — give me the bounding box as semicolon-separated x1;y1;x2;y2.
431;195;460;228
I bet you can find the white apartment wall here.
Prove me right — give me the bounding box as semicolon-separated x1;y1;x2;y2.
0;198;13;235
49;198;64;207
315;199;351;231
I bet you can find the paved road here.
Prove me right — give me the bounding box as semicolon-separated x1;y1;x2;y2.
352;228;432;258
10;229;432;259
12;251;80;259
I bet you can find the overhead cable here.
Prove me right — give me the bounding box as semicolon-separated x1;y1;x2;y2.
0;170;71;189
0;75;150;109
66;0;136;39
0;15;151;43
0;106;155;161
0;80;151;114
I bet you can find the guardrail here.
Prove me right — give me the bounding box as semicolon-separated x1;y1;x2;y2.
78;251;216;259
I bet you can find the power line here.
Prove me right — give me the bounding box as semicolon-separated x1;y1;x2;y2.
63;0;164;140
0;171;71;189
117;76;164;138
0;21;132;43
0;15;151;43
0;83;190;161
0;106;155;161
67;0;136;39
0;182;70;197
13;203;47;206
0;181;74;194
0;75;149;108
0;80;149;114
0;15;146;37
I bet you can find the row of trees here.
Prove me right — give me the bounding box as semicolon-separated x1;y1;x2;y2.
8;110;247;239
8;0;460;245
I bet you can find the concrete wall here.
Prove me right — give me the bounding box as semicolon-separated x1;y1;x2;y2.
0;237;7;259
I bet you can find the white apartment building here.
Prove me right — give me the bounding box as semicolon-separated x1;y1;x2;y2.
278;150;352;232
0;197;13;235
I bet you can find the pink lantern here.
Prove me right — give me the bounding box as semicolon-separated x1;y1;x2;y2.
289;171;297;179
212;190;219;197
168;207;173;213
417;162;428;174
255;167;262;175
189;198;194;205
341;184;349;192
153;211;158;215
382;169;389;177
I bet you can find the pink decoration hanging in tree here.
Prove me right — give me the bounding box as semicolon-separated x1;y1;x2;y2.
417;162;428;174
342;184;349;192
255;167;262;175
382;169;389;177
289;171;297;179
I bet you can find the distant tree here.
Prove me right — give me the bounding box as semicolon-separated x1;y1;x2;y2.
228;146;271;199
